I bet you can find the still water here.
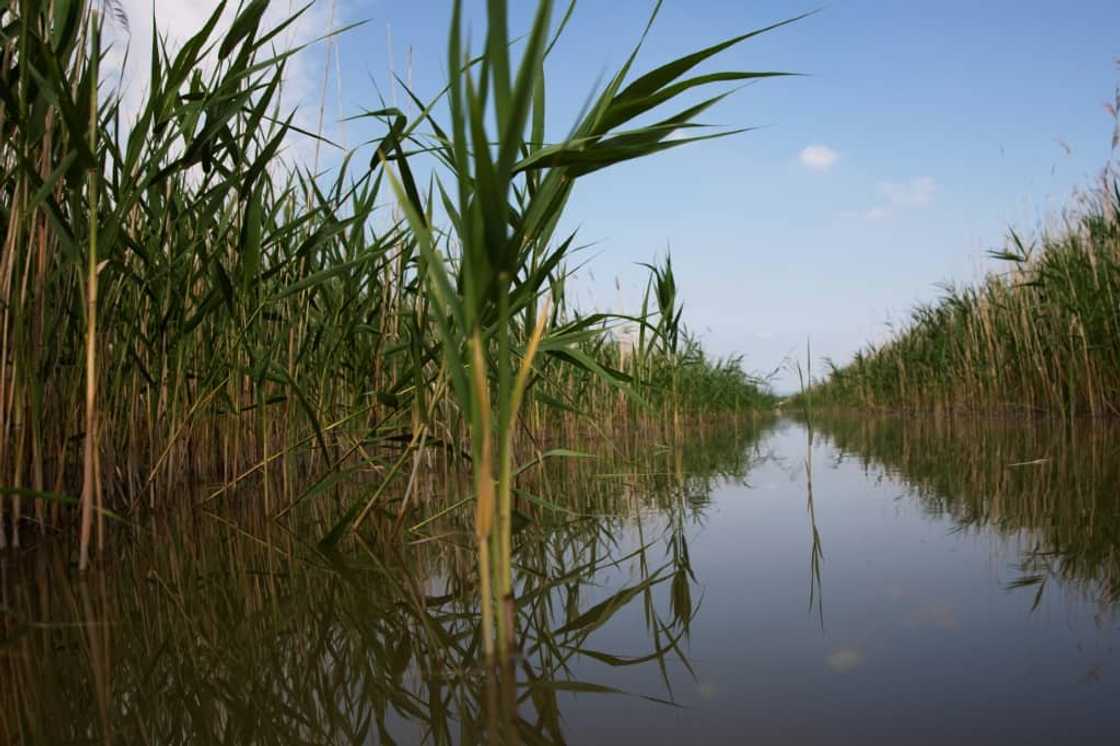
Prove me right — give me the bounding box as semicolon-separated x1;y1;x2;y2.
3;416;1119;744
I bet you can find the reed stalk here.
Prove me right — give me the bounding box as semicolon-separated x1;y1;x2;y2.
78;9;100;572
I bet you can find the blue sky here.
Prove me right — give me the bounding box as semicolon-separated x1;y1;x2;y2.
264;1;1120;390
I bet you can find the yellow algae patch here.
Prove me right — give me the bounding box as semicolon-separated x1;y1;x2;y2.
827;648;864;673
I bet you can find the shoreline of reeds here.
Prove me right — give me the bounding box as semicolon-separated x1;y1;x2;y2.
800;174;1120;418
0;0;788;641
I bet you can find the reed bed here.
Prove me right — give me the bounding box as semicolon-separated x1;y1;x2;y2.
804;179;1120;416
0;0;787;689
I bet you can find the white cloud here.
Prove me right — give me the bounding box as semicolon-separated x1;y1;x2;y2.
864;176;938;220
799;144;839;172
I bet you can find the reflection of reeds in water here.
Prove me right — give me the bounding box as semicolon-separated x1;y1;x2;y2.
810;415;1120;611
795;344;825;627
0;419;774;744
805;422;825;628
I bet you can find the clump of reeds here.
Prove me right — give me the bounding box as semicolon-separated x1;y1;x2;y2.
805;177;1120;417
0;2;788;695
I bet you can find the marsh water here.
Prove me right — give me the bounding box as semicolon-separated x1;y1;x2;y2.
3;415;1120;744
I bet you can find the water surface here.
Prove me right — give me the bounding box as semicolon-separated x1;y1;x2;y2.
3;417;1119;744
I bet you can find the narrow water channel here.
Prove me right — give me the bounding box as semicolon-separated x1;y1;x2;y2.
3;417;1118;744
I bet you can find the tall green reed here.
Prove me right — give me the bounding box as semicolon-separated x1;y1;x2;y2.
378;0;798;663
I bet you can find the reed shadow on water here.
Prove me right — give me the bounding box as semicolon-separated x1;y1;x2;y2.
0;421;777;744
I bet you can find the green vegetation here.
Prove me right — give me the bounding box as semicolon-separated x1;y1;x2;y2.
801;179;1120;416
0;0;782;676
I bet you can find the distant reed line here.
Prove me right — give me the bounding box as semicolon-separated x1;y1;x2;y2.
805;178;1120;417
